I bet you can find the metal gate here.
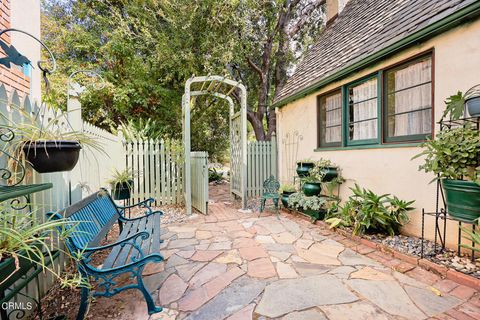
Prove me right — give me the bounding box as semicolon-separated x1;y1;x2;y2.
191;151;209;214
230;112;242;198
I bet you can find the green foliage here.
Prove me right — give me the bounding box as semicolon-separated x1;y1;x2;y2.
325;184;414;236
0;207;82;288
106;168;137;188
287;193;325;211
460;221;480;258
116;118;165;141
442;91;466;120
208;168;223;183
303;165;325;183
280;184;296;193
413;126;480;183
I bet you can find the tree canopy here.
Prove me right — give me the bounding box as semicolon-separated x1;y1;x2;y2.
42;0;325;160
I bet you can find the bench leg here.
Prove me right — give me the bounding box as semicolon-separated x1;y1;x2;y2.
76;286;90;320
137;268;162;315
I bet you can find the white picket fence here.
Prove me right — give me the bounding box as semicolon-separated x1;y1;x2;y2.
247;134;277;198
125;139;184;205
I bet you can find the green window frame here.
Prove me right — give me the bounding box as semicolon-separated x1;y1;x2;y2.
317;90;342;148
383;54;433;143
344;73;381;146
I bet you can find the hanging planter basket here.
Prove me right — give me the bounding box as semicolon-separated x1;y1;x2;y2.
111;180;133;200
23;141;81;173
465;84;480;117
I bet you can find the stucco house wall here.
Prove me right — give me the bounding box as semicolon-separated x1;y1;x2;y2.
276;18;480;248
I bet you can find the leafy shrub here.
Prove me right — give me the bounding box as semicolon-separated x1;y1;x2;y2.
208;168;223;182
280;184;296;193
413;126;480;183
325;184;414;236
287;192;327;211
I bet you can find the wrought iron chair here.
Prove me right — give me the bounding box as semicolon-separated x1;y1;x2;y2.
259;175;280;217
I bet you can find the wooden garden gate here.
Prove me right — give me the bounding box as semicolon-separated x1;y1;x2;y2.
183;76;248;215
191;152;209;214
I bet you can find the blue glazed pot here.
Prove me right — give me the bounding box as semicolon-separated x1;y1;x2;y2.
466;97;480;117
302;182;321;196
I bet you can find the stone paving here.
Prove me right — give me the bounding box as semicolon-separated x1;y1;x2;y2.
87;198;480;320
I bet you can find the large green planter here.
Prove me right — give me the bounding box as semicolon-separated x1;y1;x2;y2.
321;166;338;182
302;208;326;222
442;179;480;222
111;180;133;200
296;162;314;177
302;182;321;196
281;191;295;208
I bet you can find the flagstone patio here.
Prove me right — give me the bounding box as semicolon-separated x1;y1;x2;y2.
86;201;480;320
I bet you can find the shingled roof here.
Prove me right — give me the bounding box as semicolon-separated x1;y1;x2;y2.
274;0;479;106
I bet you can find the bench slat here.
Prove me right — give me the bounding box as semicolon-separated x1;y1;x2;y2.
102;220;137;269
111;219;141;268
152;213;162;253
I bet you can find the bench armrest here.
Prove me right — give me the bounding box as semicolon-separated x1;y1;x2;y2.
116;198;164;221
82;252;164;275
82;231;150;253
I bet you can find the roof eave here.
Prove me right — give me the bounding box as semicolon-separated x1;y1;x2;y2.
273;1;480;109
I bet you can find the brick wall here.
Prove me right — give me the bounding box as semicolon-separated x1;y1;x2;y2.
0;0;31;95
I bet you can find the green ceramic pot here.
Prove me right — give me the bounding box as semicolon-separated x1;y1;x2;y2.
296;162;314;177
112;180;133;200
321;166;338;182
302;182;321;196
281;191;295;208
442;179;480;222
302;208;326;222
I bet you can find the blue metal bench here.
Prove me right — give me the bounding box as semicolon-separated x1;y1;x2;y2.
47;189;164;320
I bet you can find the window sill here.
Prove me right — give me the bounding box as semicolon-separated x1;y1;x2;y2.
314;142;422;152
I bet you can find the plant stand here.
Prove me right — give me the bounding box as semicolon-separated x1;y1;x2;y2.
420;116;479;263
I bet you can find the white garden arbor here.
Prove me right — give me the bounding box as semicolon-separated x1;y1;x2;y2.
183;75;248;215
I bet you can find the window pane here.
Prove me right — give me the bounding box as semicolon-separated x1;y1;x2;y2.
319;91;342;147
348;78;378;141
386;56;432;139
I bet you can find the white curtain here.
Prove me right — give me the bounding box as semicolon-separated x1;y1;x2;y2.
352;78;377;140
325;92;342;143
392;58;432;137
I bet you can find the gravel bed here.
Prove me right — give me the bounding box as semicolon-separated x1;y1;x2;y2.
366;233;480;278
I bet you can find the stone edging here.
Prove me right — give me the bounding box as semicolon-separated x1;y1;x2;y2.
280;209;480;291
320;221;480;291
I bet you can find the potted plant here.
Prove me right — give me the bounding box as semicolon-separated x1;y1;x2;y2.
413;126;480;222
296;159;315;177
0;209;78;292
287;192;326;222
3;107;101;173
442;86;480;119
302;166;324;196
107;168;137;200
316;158;339;182
280;184;296;208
